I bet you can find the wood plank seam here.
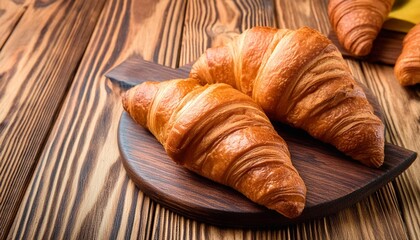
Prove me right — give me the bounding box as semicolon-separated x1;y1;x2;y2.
270;0;280;28
0;0;31;51
0;5;28;52
174;0;189;68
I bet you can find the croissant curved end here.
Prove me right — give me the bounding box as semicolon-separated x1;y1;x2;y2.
121;82;159;127
271;199;305;219
328;0;395;57
394;23;420;86
349;37;373;57
190;55;211;84
340;24;377;56
394;63;420;86
336;122;385;168
262;176;307;218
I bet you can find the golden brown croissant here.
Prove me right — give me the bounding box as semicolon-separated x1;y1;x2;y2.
328;0;395;56
122;78;306;218
190;26;385;167
394;23;420;86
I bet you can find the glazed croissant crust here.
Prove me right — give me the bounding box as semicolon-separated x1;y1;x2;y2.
190;26;385;167
328;0;395;57
394;23;420;86
122;78;306;218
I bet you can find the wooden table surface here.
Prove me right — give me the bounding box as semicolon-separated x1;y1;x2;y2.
1;0;419;239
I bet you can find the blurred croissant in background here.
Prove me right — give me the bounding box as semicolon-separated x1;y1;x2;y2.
328;0;395;56
394;23;420;86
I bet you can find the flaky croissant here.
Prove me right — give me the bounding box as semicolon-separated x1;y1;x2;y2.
122;78;306;218
190;26;385;167
394;23;420;86
328;0;395;56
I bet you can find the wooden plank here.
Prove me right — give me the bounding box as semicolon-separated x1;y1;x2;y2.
0;0;108;238
274;0;331;35
179;0;277;66
6;0;418;239
7;0;187;238
0;0;30;48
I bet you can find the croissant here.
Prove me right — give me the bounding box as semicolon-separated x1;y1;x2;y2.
328;0;395;56
394;23;420;86
122;78;306;218
190;26;385;168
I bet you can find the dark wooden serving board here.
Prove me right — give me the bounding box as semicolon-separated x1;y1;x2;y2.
107;57;417;228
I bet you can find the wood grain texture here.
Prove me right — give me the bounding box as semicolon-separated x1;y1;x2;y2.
8;0;187;239
179;0;276;66
0;0;30;48
0;0;107;238
2;0;419;239
274;0;331;34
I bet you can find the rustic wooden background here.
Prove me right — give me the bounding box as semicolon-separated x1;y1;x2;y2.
0;0;419;239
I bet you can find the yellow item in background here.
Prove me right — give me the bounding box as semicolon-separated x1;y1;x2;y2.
383;0;420;32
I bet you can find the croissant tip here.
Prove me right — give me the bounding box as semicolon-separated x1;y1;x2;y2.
272;200;305;219
351;42;373;57
366;157;384;168
352;149;384;168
